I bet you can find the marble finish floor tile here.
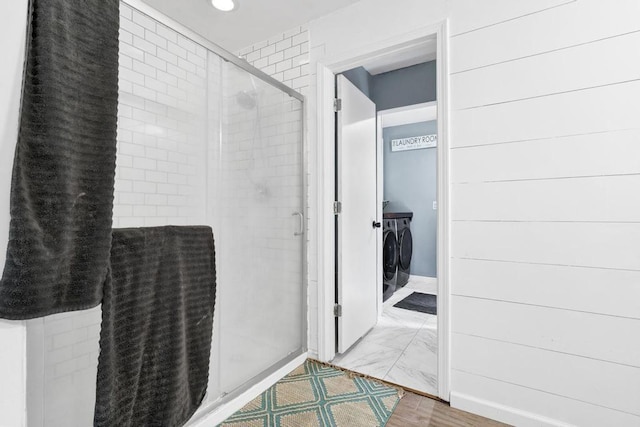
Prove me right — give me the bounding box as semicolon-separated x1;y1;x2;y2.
358;319;422;350
332;276;439;394
382;318;438;395
381;305;430;328
389;329;438;376
332;339;404;379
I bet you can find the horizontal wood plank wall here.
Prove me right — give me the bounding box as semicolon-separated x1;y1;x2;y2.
448;0;575;37
453;335;640;415
308;0;639;424
448;0;640;425
451;129;640;182
452;371;640;427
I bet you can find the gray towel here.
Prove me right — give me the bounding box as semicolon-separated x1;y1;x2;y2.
94;226;217;427
0;0;119;319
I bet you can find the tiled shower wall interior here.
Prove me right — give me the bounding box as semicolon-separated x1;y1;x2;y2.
236;25;317;355
26;3;304;426
210;56;304;399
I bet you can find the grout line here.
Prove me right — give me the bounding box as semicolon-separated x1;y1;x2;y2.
451;0;576;38
454;257;640;273
453;172;640;184
334;279;438;390
453;332;640;369
452;220;640;224
450;128;640;150
381;284;435;380
452;27;640;74
457;78;640;111
451;294;640;322
452;368;640;418
382;346;410;380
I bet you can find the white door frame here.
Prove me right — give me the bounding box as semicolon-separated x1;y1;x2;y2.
315;19;451;401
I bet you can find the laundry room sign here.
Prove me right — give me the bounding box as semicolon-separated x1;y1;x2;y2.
390;134;437;152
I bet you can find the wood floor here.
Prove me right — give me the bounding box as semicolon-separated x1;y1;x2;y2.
387;392;510;427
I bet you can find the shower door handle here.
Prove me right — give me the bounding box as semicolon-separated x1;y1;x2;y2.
292;212;304;236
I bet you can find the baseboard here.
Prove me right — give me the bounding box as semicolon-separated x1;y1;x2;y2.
450;392;573;427
188;352;308;426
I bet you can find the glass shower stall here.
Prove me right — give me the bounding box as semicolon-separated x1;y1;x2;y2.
25;1;306;425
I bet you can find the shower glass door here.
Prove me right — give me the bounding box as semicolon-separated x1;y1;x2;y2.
25;3;305;424
206;55;305;401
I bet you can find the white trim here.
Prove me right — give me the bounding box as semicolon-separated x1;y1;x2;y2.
316;63;337;363
187;353;308;427
376;117;384;320
435;19;451;402
300;85;309;355
379;101;438;128
450;392;574;427
322;29;439;75
315;19;452;402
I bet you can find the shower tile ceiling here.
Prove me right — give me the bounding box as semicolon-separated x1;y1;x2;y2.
140;0;361;52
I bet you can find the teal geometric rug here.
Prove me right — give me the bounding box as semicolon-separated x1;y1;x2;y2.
219;359;403;427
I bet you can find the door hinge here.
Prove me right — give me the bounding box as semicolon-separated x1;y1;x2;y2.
334;304;342;317
333;201;342;215
334;98;342;112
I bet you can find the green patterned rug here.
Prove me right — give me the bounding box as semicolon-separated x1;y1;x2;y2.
219;359;402;427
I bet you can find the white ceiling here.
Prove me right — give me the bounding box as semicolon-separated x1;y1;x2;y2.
140;0;362;52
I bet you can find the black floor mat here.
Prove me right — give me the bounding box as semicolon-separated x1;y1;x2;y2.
394;292;437;315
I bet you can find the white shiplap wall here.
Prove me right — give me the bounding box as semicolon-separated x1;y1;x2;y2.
306;0;640;425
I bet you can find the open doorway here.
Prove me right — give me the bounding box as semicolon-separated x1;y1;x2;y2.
332;65;439;396
315;23;450;401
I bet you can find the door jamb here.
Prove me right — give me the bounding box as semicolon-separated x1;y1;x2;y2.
315;19;451;401
375;113;383;320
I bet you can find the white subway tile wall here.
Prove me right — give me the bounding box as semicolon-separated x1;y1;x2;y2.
236;26;316;357
38;5;209;426
238;27;310;93
115;10;208;229
36;4;306;426
39;308;101;426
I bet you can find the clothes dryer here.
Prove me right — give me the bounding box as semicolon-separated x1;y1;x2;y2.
395;215;413;287
382;218;398;301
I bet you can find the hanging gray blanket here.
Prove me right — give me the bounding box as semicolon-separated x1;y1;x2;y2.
0;0;120;319
94;226;217;427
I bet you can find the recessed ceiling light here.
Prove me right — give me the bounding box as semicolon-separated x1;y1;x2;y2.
211;0;236;11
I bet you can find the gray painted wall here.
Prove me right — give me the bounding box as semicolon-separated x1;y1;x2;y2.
373;61;436;111
341;66;372;98
383;121;437;277
341;60;436;111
